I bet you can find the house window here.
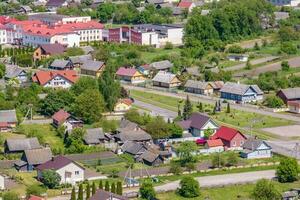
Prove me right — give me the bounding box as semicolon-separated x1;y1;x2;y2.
75;171;80;175
240;141;244;145
232;141;236;146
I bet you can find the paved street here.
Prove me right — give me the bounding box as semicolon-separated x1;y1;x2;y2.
126;85;300;123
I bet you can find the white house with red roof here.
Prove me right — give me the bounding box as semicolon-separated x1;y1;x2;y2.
116;67;146;84
114;98;133;113
36;155;85;185
32;70;78;89
177;0;196;12
211;126;247;150
201;139;224;154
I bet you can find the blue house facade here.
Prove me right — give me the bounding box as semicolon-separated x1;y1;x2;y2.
220;82;264;103
240;139;272;159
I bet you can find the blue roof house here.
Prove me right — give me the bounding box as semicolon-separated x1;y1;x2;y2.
220;82;264;103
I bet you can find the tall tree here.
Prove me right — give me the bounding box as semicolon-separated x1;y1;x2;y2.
70;76;99;96
72;89;105;124
92;182;96;195
105;181;110;191
77;184;83;200
86;183;91;199
99;180;103;189
71;187;76;200
226;103;230;113
99;70;121;111
183;95;193;120
116;182;123;195
177;141;198;166
111;182;116;193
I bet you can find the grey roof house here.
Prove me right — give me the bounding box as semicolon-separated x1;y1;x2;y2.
49;59;73;70
149;60;173;71
0;110;17;131
5;65;27;83
220;82;264;103
121;141;146;155
184;80;214;95
15;148;53;171
240;138;272;159
80;46;95;55
277;87;300;104
80;60;105;77
5;137;41;153
83;128;106;145
69;54;92;67
152;71;181;88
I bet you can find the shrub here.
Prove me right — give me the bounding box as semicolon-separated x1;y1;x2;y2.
177;176;200;198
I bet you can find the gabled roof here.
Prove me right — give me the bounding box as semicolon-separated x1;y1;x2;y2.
178;0;194;8
80;46;94;54
138;150;160;163
118;119;139;131
46;0;67;7
211;126;246;142
117;98;133;106
177;112;215;130
278;87;300;100
49;59;71;69
32;70;78;85
206;139;223;148
90;189;128;200
152;71;179;84
116;67;139;77
5;65;26;79
69;54;92;64
39;44;66;55
149;60;173;70
24;148;53;165
81;60;105;72
184;80;212;90
242;138;271;150
6;137;41;152
121;141;146;155
220;82;263;96
0;110;17;123
83;128;105;144
52;109;70;124
36;155;84;171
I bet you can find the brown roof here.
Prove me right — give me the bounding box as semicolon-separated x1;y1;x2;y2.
89;189;128;200
36;155;84;171
52;109;70;124
39;44;66;56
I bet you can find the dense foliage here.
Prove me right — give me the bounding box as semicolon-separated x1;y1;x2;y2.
276;157;299;183
252;179;281;200
177;176;200;198
40;170;61;189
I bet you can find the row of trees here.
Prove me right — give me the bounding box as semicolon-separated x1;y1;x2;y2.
71;181;123;200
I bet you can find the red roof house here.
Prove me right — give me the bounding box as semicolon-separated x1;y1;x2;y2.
52;109;83;131
206;139;224;148
32;70;78;88
211;126;247;149
177;0;195;12
52;109;71;126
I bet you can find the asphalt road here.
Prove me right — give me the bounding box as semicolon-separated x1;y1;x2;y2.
124;170;276;194
127;85;300;123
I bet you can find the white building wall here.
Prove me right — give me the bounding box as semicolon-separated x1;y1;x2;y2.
141;32;159;47
43;76;73;89
50;33;80;47
56;163;84;185
61;16;91;24
166;28;183;45
0;29;7;44
77;29;102;43
0;175;4;190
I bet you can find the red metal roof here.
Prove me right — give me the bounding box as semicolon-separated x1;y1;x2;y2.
178;1;193;8
116;67;138;77
32;70;78;86
206;139;223;148
211;126;246;142
52;109;70;124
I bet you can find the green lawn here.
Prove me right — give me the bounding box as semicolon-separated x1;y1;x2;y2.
141;48;181;63
17;124;65;152
153;180;300;200
130;90;294;139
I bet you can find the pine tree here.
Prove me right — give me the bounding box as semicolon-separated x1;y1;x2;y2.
198;102;203;112
226;103;230;113
86;182;91;199
99;180;103;189
111;182;116;193
92;182;96;195
116;181;122;195
77;184;83;200
105;181;110;191
71;187;76;200
183;95;193;120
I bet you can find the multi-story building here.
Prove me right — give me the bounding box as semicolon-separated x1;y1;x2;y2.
0;25;7;44
28;13;91;26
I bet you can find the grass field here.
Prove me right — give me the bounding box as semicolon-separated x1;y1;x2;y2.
130;90;294;139
141;48;181;63
153;180;300;200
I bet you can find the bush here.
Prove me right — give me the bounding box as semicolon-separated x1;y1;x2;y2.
281;60;290;71
169;161;183;175
40;170;61;189
139;181;156;199
211;153;225;168
280;42;297;54
263;95;284;108
26;184;46;198
276;157;299;183
164;42;174;50
177;176;200;198
3;192;19;200
252;179;280;200
227;45;245;54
